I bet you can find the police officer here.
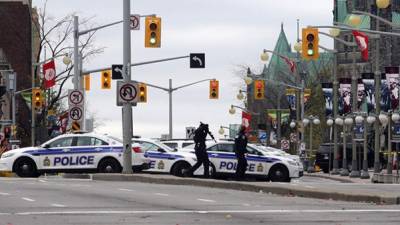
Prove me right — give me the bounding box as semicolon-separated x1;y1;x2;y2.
184;122;215;178
234;125;248;180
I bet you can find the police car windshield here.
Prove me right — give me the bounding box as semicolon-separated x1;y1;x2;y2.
153;141;174;152
108;136;123;143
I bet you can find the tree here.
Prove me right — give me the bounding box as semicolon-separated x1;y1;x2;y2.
31;0;104;142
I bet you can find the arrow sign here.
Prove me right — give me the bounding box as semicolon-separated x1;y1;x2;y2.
68;89;84;106
112;64;123;80
190;53;205;69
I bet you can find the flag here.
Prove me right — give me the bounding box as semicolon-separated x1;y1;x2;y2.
43;60;56;89
352;31;369;61
241;111;252;133
279;55;296;73
58;111;69;134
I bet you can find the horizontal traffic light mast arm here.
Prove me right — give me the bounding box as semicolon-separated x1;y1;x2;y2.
256;77;302;90
82;55;190;75
351;10;399;28
310;25;400;37
317;31;357;47
78;14;156;36
173;78;216;91
262;49;295;61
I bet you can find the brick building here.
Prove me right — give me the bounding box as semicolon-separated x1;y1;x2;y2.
0;0;37;146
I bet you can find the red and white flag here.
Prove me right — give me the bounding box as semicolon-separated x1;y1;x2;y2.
43;60;56;89
242;111;252;133
279;55;296;73
352;31;369;61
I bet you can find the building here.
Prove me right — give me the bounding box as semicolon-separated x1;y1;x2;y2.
0;0;38;146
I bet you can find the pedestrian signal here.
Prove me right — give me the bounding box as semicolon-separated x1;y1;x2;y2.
101;70;111;89
302;27;319;60
209;80;219;99
254;80;265;100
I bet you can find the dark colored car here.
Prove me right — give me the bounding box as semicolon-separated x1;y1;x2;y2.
315;143;376;173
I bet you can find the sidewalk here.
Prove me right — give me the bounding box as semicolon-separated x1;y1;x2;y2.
89;173;400;205
304;172;373;184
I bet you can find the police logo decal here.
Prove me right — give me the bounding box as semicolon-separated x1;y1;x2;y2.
157;160;165;170
257;163;263;172
43;157;51;167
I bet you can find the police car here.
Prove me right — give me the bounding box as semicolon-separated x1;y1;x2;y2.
182;140;302;182
132;138;204;176
0;133;149;177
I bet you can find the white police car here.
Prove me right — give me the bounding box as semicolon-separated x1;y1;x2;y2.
132;138;203;176
0;133;149;177
182;140;302;182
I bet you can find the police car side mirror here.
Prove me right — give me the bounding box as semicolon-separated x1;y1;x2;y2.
157;148;166;153
42;144;50;148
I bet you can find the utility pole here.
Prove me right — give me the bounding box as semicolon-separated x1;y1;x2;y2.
169;79;173;139
122;0;133;174
350;45;360;177
374;9;382;175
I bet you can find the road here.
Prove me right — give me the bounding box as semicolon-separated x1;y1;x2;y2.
0;176;399;225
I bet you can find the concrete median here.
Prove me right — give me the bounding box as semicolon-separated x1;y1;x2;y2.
91;173;400;205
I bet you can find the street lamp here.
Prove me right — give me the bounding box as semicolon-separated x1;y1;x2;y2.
290;121;296;129
218;126;225;135
303;116;320;173
348;14;362;27
337;116;353;176
327;117;334;174
229;105;236;114
294;42;302;53
237;90;245;100
376;0;390;9
329;28;341;37
260;50;270;62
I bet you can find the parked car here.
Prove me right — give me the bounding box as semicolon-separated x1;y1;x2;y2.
182;140;302;182
161;139;195;150
315;143;377;173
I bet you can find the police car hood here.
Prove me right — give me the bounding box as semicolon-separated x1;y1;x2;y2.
261;152;293;162
6;146;40;155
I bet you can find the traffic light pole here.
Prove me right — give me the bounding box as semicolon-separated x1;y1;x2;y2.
139;78;215;140
121;0;133;174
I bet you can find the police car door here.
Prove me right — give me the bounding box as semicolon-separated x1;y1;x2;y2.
245;146;267;175
39;136;75;170
211;144;236;174
73;136;109;169
141;142;171;172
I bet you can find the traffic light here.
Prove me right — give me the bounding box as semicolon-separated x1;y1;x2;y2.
32;87;42;110
145;16;161;48
101;70;111;89
302;27;319;60
254;80;265;100
138;83;147;103
84;74;90;91
209;80;219;99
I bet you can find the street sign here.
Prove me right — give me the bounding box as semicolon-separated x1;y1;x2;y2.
186;127;196;139
130;14;140;30
281;139;290;150
69;106;83;121
258;130;267;143
68;89;84;106
190;53;205;68
112;64;124;80
117;81;139;106
71;121;81;132
0;120;12;125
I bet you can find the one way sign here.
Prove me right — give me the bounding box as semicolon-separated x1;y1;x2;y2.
112;64;123;80
190;53;205;69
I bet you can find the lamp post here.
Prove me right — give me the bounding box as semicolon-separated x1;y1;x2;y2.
348;0;391;177
303;116;320;173
327;117;334;174
337;116;352;176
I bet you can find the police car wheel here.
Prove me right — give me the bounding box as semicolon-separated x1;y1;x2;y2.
172;162;191;177
269;165;290;182
98;158;122;173
14;158;40;178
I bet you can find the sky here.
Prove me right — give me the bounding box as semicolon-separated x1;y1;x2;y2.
32;0;333;139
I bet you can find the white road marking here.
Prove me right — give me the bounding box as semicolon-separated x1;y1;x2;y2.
118;188;135;192
154;193;169;196
21;197;35;202
11;209;400;216
51;204;66;207
290;183;298;186
197;198;216;203
304;185;315;189
0;192;10;196
38;179;47;183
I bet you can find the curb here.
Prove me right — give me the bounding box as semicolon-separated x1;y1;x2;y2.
0;172;15;177
303;173;358;183
61;173;92;179
91;174;399;205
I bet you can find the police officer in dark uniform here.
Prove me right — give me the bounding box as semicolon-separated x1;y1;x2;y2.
234;125;248;180
184;122;215;178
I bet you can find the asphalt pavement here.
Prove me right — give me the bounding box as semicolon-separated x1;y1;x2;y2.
1;177;400;225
